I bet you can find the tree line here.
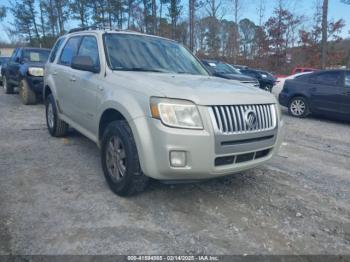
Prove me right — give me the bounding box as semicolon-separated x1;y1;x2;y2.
1;0;350;73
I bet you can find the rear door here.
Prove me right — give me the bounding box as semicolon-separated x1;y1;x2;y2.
308;71;343;113
54;36;82;119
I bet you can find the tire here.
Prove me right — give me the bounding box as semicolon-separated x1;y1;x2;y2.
288;96;310;118
45;94;68;137
262;84;272;92
3;76;14;94
19;79;37;105
101;120;149;196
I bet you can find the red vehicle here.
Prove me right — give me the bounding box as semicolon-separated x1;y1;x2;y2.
291;67;318;75
274;67;318;79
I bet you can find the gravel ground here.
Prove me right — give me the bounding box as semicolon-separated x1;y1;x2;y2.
0;88;350;255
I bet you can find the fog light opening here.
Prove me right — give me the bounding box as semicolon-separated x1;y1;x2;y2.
170;151;187;167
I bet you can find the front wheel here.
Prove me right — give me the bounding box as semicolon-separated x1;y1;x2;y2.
45;94;69;137
3;76;14;94
288;96;310;118
263;84;272;92
19;79;37;105
101;120;149;196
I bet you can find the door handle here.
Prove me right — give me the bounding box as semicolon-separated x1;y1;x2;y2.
97;86;104;92
52;71;58;76
70;76;76;82
310;87;317;92
343;91;350;96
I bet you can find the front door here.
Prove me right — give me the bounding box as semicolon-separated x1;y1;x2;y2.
7;49;21;85
69;35;101;133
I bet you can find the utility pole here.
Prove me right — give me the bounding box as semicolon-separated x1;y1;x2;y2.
233;0;239;64
321;0;328;69
189;0;195;52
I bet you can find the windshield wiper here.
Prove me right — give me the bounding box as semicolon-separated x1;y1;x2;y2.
113;67;171;73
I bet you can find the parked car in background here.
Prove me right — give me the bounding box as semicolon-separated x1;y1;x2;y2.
238;68;277;92
0;56;10;85
272;72;312;98
279;70;350;120
44;28;283;196
202;60;260;88
291;67;318;75
1;47;50;104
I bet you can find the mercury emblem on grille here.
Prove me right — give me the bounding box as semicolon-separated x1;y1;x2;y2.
244;109;257;128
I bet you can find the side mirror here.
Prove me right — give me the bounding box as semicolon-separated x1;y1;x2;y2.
71;56;99;73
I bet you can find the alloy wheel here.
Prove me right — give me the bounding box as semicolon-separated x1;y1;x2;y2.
290;99;306;116
106;136;127;182
47;103;55;129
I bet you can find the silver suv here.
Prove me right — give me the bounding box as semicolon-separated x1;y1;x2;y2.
44;28;284;196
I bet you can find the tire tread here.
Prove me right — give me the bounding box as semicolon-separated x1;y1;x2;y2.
102;120;148;196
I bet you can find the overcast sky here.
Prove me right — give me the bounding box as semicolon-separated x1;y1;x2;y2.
0;0;349;43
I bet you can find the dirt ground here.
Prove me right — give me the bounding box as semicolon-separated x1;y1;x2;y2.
0;88;349;255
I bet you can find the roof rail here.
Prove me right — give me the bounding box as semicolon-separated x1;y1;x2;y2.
68;25;114;33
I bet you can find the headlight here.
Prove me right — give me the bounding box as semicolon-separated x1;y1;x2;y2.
150;97;203;129
261;74;268;78
28;67;44;77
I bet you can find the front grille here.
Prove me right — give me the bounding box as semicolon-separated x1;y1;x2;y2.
214;148;271;166
209;104;276;134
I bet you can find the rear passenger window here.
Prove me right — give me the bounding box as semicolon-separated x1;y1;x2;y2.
77;36;100;67
59;36;81;66
310;72;341;86
345;72;350;88
50;38;65;63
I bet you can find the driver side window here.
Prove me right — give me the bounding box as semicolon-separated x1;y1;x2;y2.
77;36;100;68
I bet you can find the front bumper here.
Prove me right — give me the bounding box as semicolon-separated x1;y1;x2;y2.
131;106;284;180
26;76;44;94
278;92;289;107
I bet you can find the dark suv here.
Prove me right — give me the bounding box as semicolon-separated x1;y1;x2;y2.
1;47;50;104
202;60;260;88
238;68;276;92
279;70;350;120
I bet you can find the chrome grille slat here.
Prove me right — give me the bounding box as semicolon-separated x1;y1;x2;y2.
230;106;238;132
210;104;276;134
225;106;233;133
220;106;228;133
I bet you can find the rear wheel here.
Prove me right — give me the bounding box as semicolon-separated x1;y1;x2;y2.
288;96;310;118
45;94;68;137
19;79;37;105
101;120;148;196
3;76;14;94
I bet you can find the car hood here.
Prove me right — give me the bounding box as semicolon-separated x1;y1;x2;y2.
110;71;276;106
217;73;257;81
24;62;46;68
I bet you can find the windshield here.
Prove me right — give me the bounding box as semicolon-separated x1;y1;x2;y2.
0;57;9;65
104;34;208;75
22;50;50;63
209;62;241;75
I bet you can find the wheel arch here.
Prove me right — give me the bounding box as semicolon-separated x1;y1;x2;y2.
43;85;53;102
98;108;128;142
